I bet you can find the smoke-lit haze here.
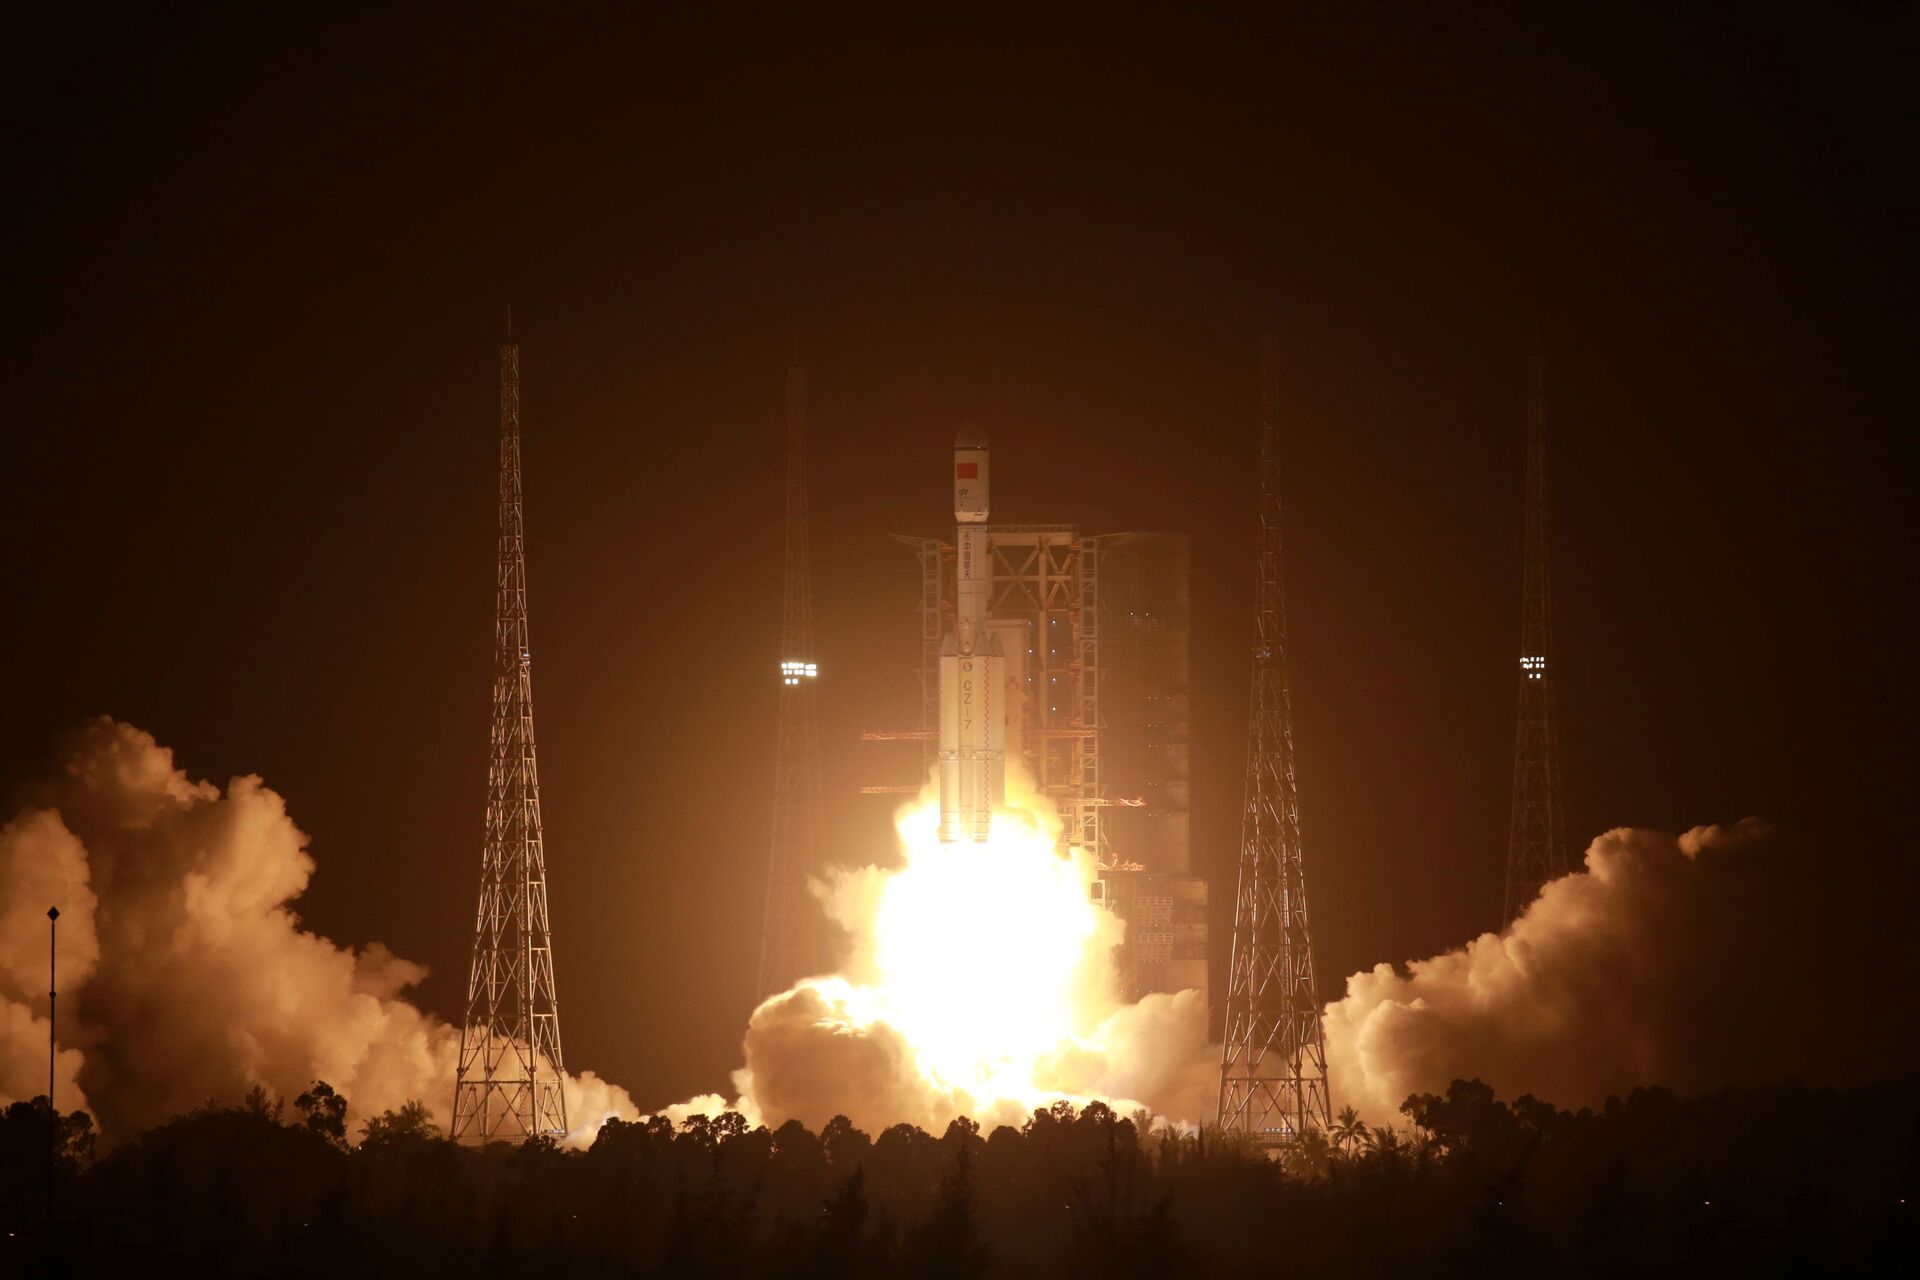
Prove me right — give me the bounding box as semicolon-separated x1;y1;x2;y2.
1322;819;1874;1125
2;4;1905;1159
0;718;636;1142
683;770;1215;1134
2;722;1900;1147
0;720;1215;1144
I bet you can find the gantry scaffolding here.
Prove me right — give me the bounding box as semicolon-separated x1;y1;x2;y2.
884;524;1205;1003
894;525;1109;863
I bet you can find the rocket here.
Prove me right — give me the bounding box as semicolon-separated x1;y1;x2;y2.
938;429;1005;843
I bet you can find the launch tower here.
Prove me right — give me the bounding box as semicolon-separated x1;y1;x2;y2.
1217;334;1332;1150
1502;354;1568;924
452;340;569;1142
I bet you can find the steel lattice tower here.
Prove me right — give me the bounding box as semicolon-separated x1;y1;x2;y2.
453;341;568;1142
757;366;826;998
1217;334;1332;1149
1502;354;1568;924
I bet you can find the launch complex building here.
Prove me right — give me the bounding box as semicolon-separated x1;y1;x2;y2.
873;436;1208;1006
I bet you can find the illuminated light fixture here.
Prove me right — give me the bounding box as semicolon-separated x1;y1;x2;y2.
780;659;819;686
1520;654;1547;680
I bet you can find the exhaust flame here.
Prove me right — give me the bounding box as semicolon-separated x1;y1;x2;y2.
714;773;1215;1135
859;792;1109;1095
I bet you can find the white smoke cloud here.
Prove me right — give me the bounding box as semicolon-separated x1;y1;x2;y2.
693;774;1217;1136
726;975;1214;1137
1047;988;1216;1122
731;812;1894;1138
17;721;1855;1149
0;718;638;1145
732;980;936;1133
1322;819;1862;1125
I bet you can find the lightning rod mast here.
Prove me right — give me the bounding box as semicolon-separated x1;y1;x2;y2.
1217;334;1332;1150
453;337;569;1142
758;366;826;997
1502;353;1569;924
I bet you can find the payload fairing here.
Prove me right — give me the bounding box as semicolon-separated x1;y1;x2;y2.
938;432;1006;843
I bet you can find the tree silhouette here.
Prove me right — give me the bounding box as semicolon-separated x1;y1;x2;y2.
358;1099;440;1147
0;1076;1908;1274
294;1080;348;1147
902;1116;989;1279
1330;1104;1370;1155
807;1165;889;1279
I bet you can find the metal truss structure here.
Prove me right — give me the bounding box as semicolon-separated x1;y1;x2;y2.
1217;334;1332;1151
900;534;952;768
882;509;1203;1007
1503;354;1569;924
899;525;1110;863
758;367;826;997
453;341;568;1143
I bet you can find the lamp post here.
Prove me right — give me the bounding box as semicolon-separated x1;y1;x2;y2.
48;905;58;1233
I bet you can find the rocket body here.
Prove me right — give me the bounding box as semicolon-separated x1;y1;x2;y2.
938;435;1005;843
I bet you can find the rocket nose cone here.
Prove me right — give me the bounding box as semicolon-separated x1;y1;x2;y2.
954;423;989;451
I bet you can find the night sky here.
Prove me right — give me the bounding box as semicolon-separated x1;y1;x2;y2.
6;7;1910;1110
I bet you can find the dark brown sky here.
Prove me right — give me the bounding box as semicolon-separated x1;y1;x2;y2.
5;6;1911;1109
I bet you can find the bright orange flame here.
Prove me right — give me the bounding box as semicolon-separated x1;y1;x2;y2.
858;785;1117;1102
675;771;1213;1134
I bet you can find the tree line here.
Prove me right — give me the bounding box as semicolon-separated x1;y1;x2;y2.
1;1075;1913;1276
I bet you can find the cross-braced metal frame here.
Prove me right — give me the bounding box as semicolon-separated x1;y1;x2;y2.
1503;354;1568;924
453;342;568;1143
1217;334;1331;1150
901;526;1109;863
758;367;827;997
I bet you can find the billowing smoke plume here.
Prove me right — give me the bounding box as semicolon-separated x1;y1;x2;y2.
732;980;1214;1136
1324;819;1899;1125
12;721;1883;1147
691;775;1217;1136
0;719;637;1143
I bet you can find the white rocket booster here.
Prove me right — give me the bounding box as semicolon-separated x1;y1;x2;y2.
939;430;1005;843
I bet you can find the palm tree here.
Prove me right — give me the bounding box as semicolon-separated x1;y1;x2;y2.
1329;1105;1370;1155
